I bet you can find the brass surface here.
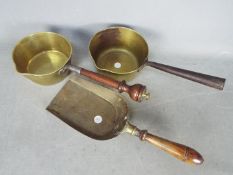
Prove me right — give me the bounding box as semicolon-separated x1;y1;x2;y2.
47;76;127;140
47;76;203;165
13;32;72;85
12;32;149;102
89;27;148;76
89;27;225;90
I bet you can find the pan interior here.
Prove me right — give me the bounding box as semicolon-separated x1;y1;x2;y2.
47;76;128;140
27;50;68;74
96;48;139;73
89;27;148;74
13;32;71;75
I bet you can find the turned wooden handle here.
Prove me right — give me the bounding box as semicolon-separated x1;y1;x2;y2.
80;68;149;102
142;132;203;165
146;61;225;90
125;122;203;165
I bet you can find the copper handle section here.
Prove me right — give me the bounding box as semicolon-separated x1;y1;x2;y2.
146;61;225;90
62;65;149;102
125;122;204;165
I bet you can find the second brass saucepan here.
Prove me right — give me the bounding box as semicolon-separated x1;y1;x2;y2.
89;27;225;90
12;32;149;102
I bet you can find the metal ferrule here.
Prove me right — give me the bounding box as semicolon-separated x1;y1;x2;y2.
60;65;81;75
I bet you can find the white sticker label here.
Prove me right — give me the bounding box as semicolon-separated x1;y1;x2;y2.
94;115;103;124
114;62;121;68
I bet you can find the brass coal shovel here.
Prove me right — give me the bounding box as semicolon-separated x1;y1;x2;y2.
47;76;203;165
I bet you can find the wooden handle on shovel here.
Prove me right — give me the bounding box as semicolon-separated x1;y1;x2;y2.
124;122;204;165
62;65;149;102
146;61;225;90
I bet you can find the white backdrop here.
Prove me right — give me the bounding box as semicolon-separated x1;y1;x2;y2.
1;0;233;175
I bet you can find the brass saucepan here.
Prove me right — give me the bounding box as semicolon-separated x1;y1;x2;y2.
12;32;149;102
47;76;204;165
89;27;225;90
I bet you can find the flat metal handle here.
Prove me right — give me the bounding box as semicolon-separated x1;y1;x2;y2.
146;61;225;90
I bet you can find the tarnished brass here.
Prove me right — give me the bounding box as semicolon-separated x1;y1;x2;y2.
89;27;148;75
12;32;149;102
13;32;72;85
89;27;225;90
47;76;127;140
47;76;203;165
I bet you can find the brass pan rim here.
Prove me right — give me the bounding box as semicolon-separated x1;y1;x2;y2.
88;26;149;75
12;32;73;76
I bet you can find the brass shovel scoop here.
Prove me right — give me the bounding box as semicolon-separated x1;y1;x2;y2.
12;32;149;102
47;76;203;165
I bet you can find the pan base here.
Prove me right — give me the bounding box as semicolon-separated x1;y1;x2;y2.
27;50;68;75
96;48;139;73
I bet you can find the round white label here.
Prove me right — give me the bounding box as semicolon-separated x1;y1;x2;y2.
114;62;121;68
94;115;103;124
